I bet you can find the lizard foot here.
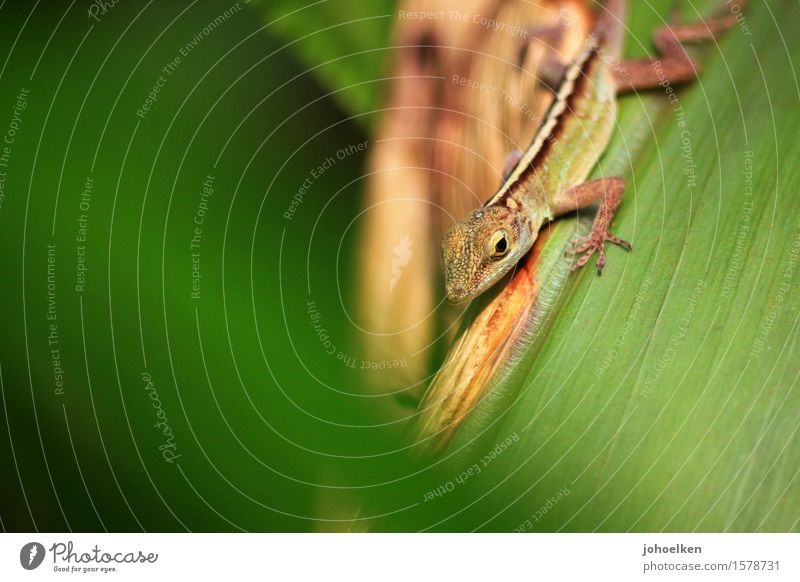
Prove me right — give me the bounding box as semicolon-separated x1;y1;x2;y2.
566;230;631;275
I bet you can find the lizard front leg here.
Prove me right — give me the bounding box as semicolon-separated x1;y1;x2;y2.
500;149;524;184
551;177;631;274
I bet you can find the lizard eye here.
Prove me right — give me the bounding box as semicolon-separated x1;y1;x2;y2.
489;230;509;259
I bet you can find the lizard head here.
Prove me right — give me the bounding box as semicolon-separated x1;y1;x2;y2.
442;205;534;303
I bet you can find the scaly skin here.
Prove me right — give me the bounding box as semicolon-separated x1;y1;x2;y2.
442;0;741;303
443;28;618;303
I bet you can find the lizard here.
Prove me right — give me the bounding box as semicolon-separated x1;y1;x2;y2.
442;0;743;303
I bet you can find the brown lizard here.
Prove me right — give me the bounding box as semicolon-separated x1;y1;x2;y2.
442;0;742;303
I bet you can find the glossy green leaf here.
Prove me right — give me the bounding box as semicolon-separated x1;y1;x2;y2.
252;0;396;124
400;0;800;532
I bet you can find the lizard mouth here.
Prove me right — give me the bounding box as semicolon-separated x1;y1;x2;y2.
445;283;471;304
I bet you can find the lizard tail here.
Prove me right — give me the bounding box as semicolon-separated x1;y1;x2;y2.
593;0;627;58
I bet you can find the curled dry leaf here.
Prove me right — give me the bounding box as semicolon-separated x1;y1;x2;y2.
356;0;591;424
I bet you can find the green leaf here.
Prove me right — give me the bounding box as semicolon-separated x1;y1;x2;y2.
251;0;396;124
407;0;800;532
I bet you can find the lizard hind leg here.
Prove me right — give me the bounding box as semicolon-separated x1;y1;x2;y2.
516;21;571;89
614;0;745;92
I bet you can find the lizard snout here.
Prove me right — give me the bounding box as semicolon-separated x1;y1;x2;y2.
445;283;470;304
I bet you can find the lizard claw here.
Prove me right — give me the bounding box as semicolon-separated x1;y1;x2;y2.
668;0;684;26
566;231;631;275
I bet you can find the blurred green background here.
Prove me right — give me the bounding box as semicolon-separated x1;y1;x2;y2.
0;0;401;532
0;0;798;532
